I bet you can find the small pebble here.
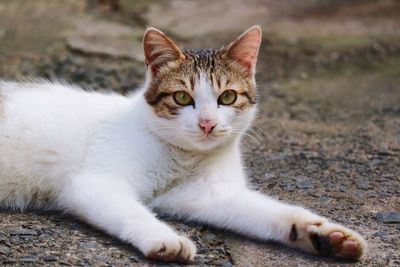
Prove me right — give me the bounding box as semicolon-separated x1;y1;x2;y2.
376;212;400;223
20;256;37;263
43;255;59;262
204;233;217;241
11;229;38;236
79;242;98;249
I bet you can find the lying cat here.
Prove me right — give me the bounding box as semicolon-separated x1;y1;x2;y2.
0;26;366;263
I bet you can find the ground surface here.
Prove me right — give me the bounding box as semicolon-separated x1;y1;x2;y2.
0;0;399;266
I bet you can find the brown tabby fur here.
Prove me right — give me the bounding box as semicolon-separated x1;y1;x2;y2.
144;48;258;119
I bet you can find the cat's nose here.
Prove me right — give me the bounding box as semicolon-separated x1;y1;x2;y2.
198;120;217;135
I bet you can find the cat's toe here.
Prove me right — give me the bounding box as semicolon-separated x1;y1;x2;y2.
144;235;196;263
177;238;197;262
307;223;366;260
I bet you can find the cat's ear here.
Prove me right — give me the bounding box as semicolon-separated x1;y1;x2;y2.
143;27;185;75
223;25;262;75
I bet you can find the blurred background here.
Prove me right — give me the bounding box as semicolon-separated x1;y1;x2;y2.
0;0;399;266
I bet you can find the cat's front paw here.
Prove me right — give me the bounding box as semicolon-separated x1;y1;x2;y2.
142;234;196;263
290;219;366;260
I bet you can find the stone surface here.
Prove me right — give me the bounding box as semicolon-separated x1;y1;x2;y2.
1;0;400;266
141;0;400;43
376;212;400;224
67;19;145;61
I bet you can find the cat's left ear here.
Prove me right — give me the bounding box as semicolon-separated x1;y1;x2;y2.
223;25;262;75
143;27;185;76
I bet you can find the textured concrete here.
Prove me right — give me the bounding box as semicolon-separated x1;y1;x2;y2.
0;0;399;266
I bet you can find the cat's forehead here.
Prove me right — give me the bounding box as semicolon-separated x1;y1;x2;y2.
183;48;218;58
172;48;248;86
182;48;222;73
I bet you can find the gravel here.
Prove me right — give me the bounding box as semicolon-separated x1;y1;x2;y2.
1;0;400;266
375;212;400;224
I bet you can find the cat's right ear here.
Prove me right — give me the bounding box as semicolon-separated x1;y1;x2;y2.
143;28;185;76
223;25;262;76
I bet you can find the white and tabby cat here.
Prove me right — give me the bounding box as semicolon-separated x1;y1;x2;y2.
0;26;366;263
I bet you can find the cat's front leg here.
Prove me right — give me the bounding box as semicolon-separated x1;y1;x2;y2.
58;172;196;263
152;183;366;260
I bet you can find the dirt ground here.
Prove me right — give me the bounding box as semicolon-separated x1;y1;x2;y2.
0;0;399;266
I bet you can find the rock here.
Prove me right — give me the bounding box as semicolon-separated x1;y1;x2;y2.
295;176;314;189
366;191;378;198
372;231;387;238
265;172;276;179
38;234;50;241
67;19;144;61
20;256;37;263
178;223;190;231
95;255;109;262
376;212;400;223
143;0;269;38
369;159;383;167
0;232;7;242
9;236;20;245
0;244;10;253
219;261;233;267
11;229;38;236
268;154;288;161
43;255;59;262
356;181;372;190
79;242;97;249
204;233;217;241
319;195;330;203
282;183;296;191
1;258;16;264
296;180;314;190
305;163;320;172
338;186;348;193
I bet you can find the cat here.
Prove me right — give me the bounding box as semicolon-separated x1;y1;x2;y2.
0;25;366;263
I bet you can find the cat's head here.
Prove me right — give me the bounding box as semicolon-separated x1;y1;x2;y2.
143;26;261;151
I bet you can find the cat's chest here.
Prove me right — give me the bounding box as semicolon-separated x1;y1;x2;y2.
146;146;208;198
161;146;206;179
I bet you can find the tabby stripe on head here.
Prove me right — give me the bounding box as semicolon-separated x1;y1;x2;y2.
235;103;249;111
161;103;179;116
240;92;257;104
191;77;195;90
177;79;187;89
147;92;171;105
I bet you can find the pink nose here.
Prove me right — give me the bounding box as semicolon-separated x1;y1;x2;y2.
198;120;217;135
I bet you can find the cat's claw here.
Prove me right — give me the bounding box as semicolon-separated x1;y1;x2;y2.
144;235;196;263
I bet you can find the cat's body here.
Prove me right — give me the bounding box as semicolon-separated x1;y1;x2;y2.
0;79;242;208
0;26;366;263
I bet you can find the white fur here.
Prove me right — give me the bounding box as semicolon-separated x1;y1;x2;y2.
0;76;365;262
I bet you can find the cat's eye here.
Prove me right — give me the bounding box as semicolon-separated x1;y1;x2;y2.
218;90;237;105
173;91;194;106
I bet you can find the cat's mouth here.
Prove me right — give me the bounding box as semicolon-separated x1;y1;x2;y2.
197;130;229;142
182;128;231;148
199;135;216;141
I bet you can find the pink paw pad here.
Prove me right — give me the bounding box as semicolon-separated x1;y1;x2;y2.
310;230;362;260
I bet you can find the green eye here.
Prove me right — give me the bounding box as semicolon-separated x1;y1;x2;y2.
218;90;237;105
173;91;194;106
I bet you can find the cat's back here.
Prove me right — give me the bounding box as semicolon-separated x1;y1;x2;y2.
0;79;130;141
0;80;131;208
0;79;129;119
